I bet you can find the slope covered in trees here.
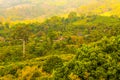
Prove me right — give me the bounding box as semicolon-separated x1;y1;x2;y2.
0;0;92;20
53;35;120;80
76;0;120;17
1;0;120;21
0;12;120;79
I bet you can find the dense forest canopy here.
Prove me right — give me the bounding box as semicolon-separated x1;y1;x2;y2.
0;0;120;80
1;13;120;79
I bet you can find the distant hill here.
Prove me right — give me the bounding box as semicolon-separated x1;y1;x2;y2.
0;0;92;21
76;0;120;17
0;0;120;21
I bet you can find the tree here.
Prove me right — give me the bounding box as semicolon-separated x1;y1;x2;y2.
68;12;78;22
42;56;63;73
11;25;32;58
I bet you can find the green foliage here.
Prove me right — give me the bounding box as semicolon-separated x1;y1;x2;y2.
42;56;63;73
53;35;120;80
11;25;32;41
31;71;41;80
1;14;120;61
0;63;25;77
0;46;23;62
1;12;120;80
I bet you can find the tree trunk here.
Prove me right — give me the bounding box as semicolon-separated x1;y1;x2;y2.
23;40;25;58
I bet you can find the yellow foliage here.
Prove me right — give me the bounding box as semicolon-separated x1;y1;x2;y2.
0;74;14;80
18;66;37;80
84;72;90;79
101;12;111;16
76;0;120;17
60;54;75;61
69;73;81;80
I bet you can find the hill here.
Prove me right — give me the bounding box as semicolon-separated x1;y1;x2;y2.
1;0;120;80
76;0;120;17
2;0;120;21
0;0;93;21
0;13;120;79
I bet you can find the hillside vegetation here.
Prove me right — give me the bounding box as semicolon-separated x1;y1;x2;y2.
0;0;91;20
1;0;120;21
0;12;120;79
77;0;120;17
1;0;120;80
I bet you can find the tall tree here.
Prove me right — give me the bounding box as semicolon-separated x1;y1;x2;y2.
11;25;31;58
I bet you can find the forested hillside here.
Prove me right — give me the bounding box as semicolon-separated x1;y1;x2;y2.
0;0;91;20
1;12;120;79
1;0;120;80
1;0;120;21
77;0;120;17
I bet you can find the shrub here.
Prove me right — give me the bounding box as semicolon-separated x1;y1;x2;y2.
31;71;41;80
42;56;63;73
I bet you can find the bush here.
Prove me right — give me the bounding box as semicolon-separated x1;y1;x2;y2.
42;56;63;73
0;64;18;77
31;71;41;80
